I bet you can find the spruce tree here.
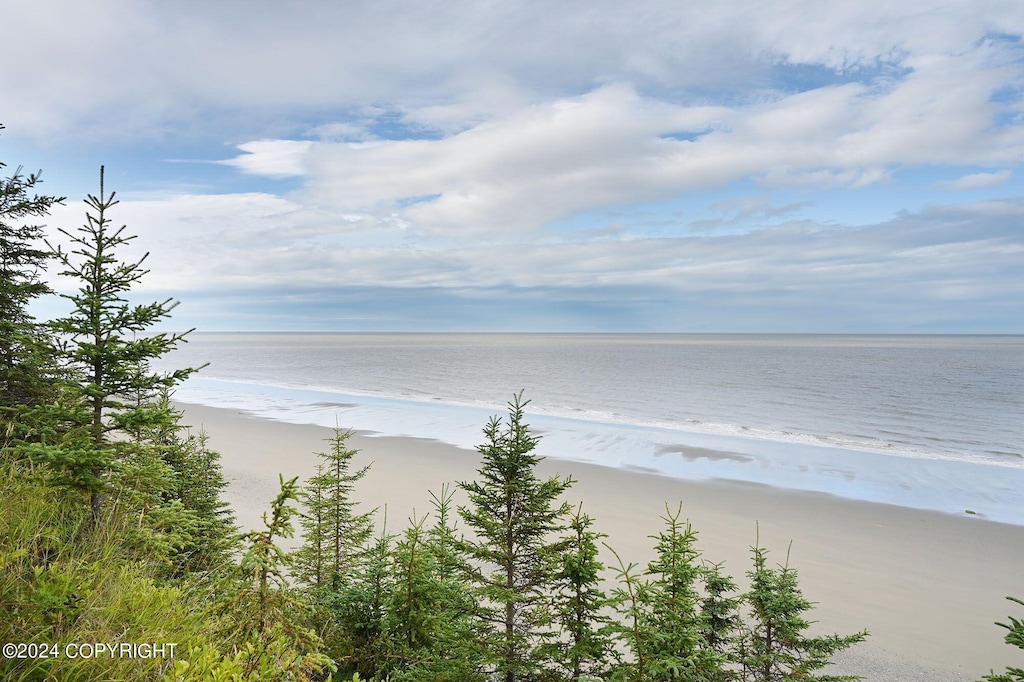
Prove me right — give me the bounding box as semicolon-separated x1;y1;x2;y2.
387;495;486;682
220;475;332;680
154;409;237;574
737;537;867;682
328;521;396;679
700;560;741;680
293;428;374;588
233;476;303;638
388;514;436;663
609;504;727;682
980;597;1024;682
427;483;465;579
606;543;653;682
0;125;64;417
647;505;728;680
46;167;200;518
541;503;616;681
458;391;574;682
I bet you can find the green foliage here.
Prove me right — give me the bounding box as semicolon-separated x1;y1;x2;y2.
0;124;64;418
326;523;396;678
606;543;647;681
165;426;237;575
0;463;86;649
608;504;732;682
700;560;741;678
387;515;435;655
229;476;301;637
980;596;1024;682
165;631;332;682
736;537;867;682
0;461;224;682
385;500;486;682
291;430;382;676
217;475;332;680
540;503;617;682
130;397;237;575
293;428;374;589
642;504;724;680
458;391;574;682
47;166;200;517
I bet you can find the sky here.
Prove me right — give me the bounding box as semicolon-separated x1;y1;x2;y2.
2;0;1024;332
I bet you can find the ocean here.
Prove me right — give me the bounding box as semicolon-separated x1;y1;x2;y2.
155;333;1024;525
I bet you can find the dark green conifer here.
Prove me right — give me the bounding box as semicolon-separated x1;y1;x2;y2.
542;503;617;681
329;520;396;679
458;391;574;682
980;597;1024;682
45;167;200;518
387;494;486;682
644;504;711;677
293;428;374;588
606;543;652;682
609;504;726;681
160;419;237;574
736;536;867;682
699;560;741;681
389;514;436;660
220;475;332;679
0;125;64;419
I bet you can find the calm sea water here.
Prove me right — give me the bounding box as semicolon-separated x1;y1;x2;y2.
156;333;1024;524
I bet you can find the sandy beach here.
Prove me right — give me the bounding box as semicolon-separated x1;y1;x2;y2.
177;401;1024;681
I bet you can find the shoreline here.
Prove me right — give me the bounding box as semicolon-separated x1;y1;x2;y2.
176;401;1024;681
167;375;1024;525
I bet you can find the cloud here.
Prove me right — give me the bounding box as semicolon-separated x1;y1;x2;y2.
688;197;814;232
40;188;1024;331
10;0;1024;332
219;140;313;178
275;63;1024;237
3;0;1023;142
938;170;1013;190
297;85;736;235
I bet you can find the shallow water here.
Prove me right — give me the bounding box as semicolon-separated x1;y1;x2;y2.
157;333;1024;524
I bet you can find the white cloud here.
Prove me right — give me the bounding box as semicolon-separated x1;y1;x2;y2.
42;188;1024;300
939;170;1013;190
9;0;1024;331
3;0;1023;142
219;140;313;178
272;63;1024;237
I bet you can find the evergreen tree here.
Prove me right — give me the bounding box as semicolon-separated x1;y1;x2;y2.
43;166;199;518
541;503;616;682
152;406;237;574
980;596;1024;682
606;543;653;682
643;504;710;678
699;560;741;681
220;475;332;680
110;426;196;567
458;391;574;682
0;124;63;418
736;537;867;682
427;483;466;579
293;428;374;588
234;475;303;638
388;514;436;663
609;504;726;682
46;166;200;518
327;520;396;679
387;497;487;682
